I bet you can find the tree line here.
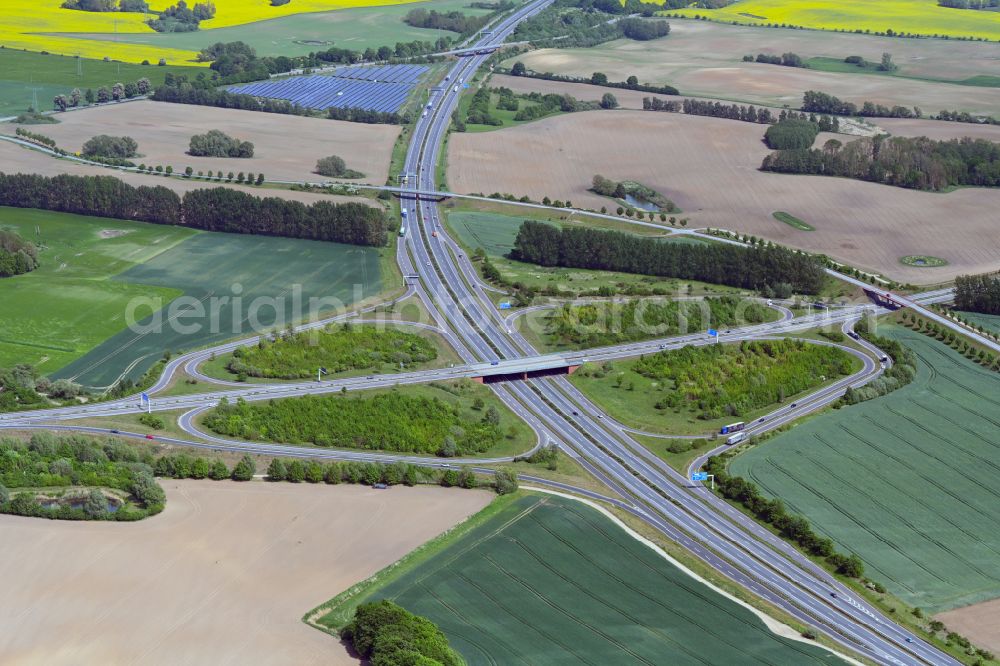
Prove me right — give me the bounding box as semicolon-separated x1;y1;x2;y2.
955;273;1000;315
749;51;805;67
508;62;679;96
761;135;1000;191
802;90;921;119
899;311;1000;372
0;173;389;246
53;77;152;111
204;390;506;456
0;230;39;277
633;339;854;420
509;221;827;294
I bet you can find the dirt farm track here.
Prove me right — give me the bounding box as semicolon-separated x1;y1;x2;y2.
0;481;491;666
448;111;1000;282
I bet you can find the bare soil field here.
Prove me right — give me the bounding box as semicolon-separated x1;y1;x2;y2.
507;20;1000;115
1;101;399;186
448;111;1000;282
937;598;1000;655
0;139;375;207
0;480;491;666
873;117;1000;142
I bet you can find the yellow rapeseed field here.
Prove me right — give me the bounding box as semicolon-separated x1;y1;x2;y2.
671;0;1000;41
1;0;417;65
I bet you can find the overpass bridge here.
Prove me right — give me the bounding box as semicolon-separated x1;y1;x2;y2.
468;354;583;383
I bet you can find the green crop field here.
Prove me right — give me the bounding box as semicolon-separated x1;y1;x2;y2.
958;311;1000;336
318;494;845;664
53;231;383;389
732;326;1000;612
60;0;494;59
0;207;194;374
0;50;197;116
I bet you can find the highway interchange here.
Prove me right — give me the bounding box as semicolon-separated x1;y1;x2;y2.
1;4;993;664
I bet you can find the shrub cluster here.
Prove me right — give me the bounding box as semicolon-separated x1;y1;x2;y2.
227;323;438;380
0;229;39;277
764;118;819;150
343;600;464;666
753;51;805;67
314;155;364;179
188;129;254;158
0;433;164;521
81;134;139;159
509;221;826;294
634;339;854;419
0;173;388;247
203;390;505;456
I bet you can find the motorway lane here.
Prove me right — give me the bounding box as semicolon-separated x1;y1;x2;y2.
392;12;957;663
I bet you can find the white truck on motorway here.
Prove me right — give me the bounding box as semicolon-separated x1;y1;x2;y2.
726;432;748;445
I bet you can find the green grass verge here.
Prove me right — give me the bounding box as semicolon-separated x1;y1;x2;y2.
309;492;847;665
731;325;1000;612
773;211;815;231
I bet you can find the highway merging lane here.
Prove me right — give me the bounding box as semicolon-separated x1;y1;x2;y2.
0;5;963;664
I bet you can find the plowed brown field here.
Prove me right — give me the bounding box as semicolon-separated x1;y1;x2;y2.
2;100;399;186
0;480;490;666
0;139;374;207
448;110;1000;282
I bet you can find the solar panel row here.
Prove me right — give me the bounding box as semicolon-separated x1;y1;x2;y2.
229;73;419;113
329;64;428;85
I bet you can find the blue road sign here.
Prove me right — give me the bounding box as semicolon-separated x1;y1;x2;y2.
708;329;718;337
499;302;512;310
692;471;709;481
141;392;150;402
463;83;470;89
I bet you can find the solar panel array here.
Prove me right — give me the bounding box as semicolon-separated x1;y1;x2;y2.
228;66;428;113
327;64;428;85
